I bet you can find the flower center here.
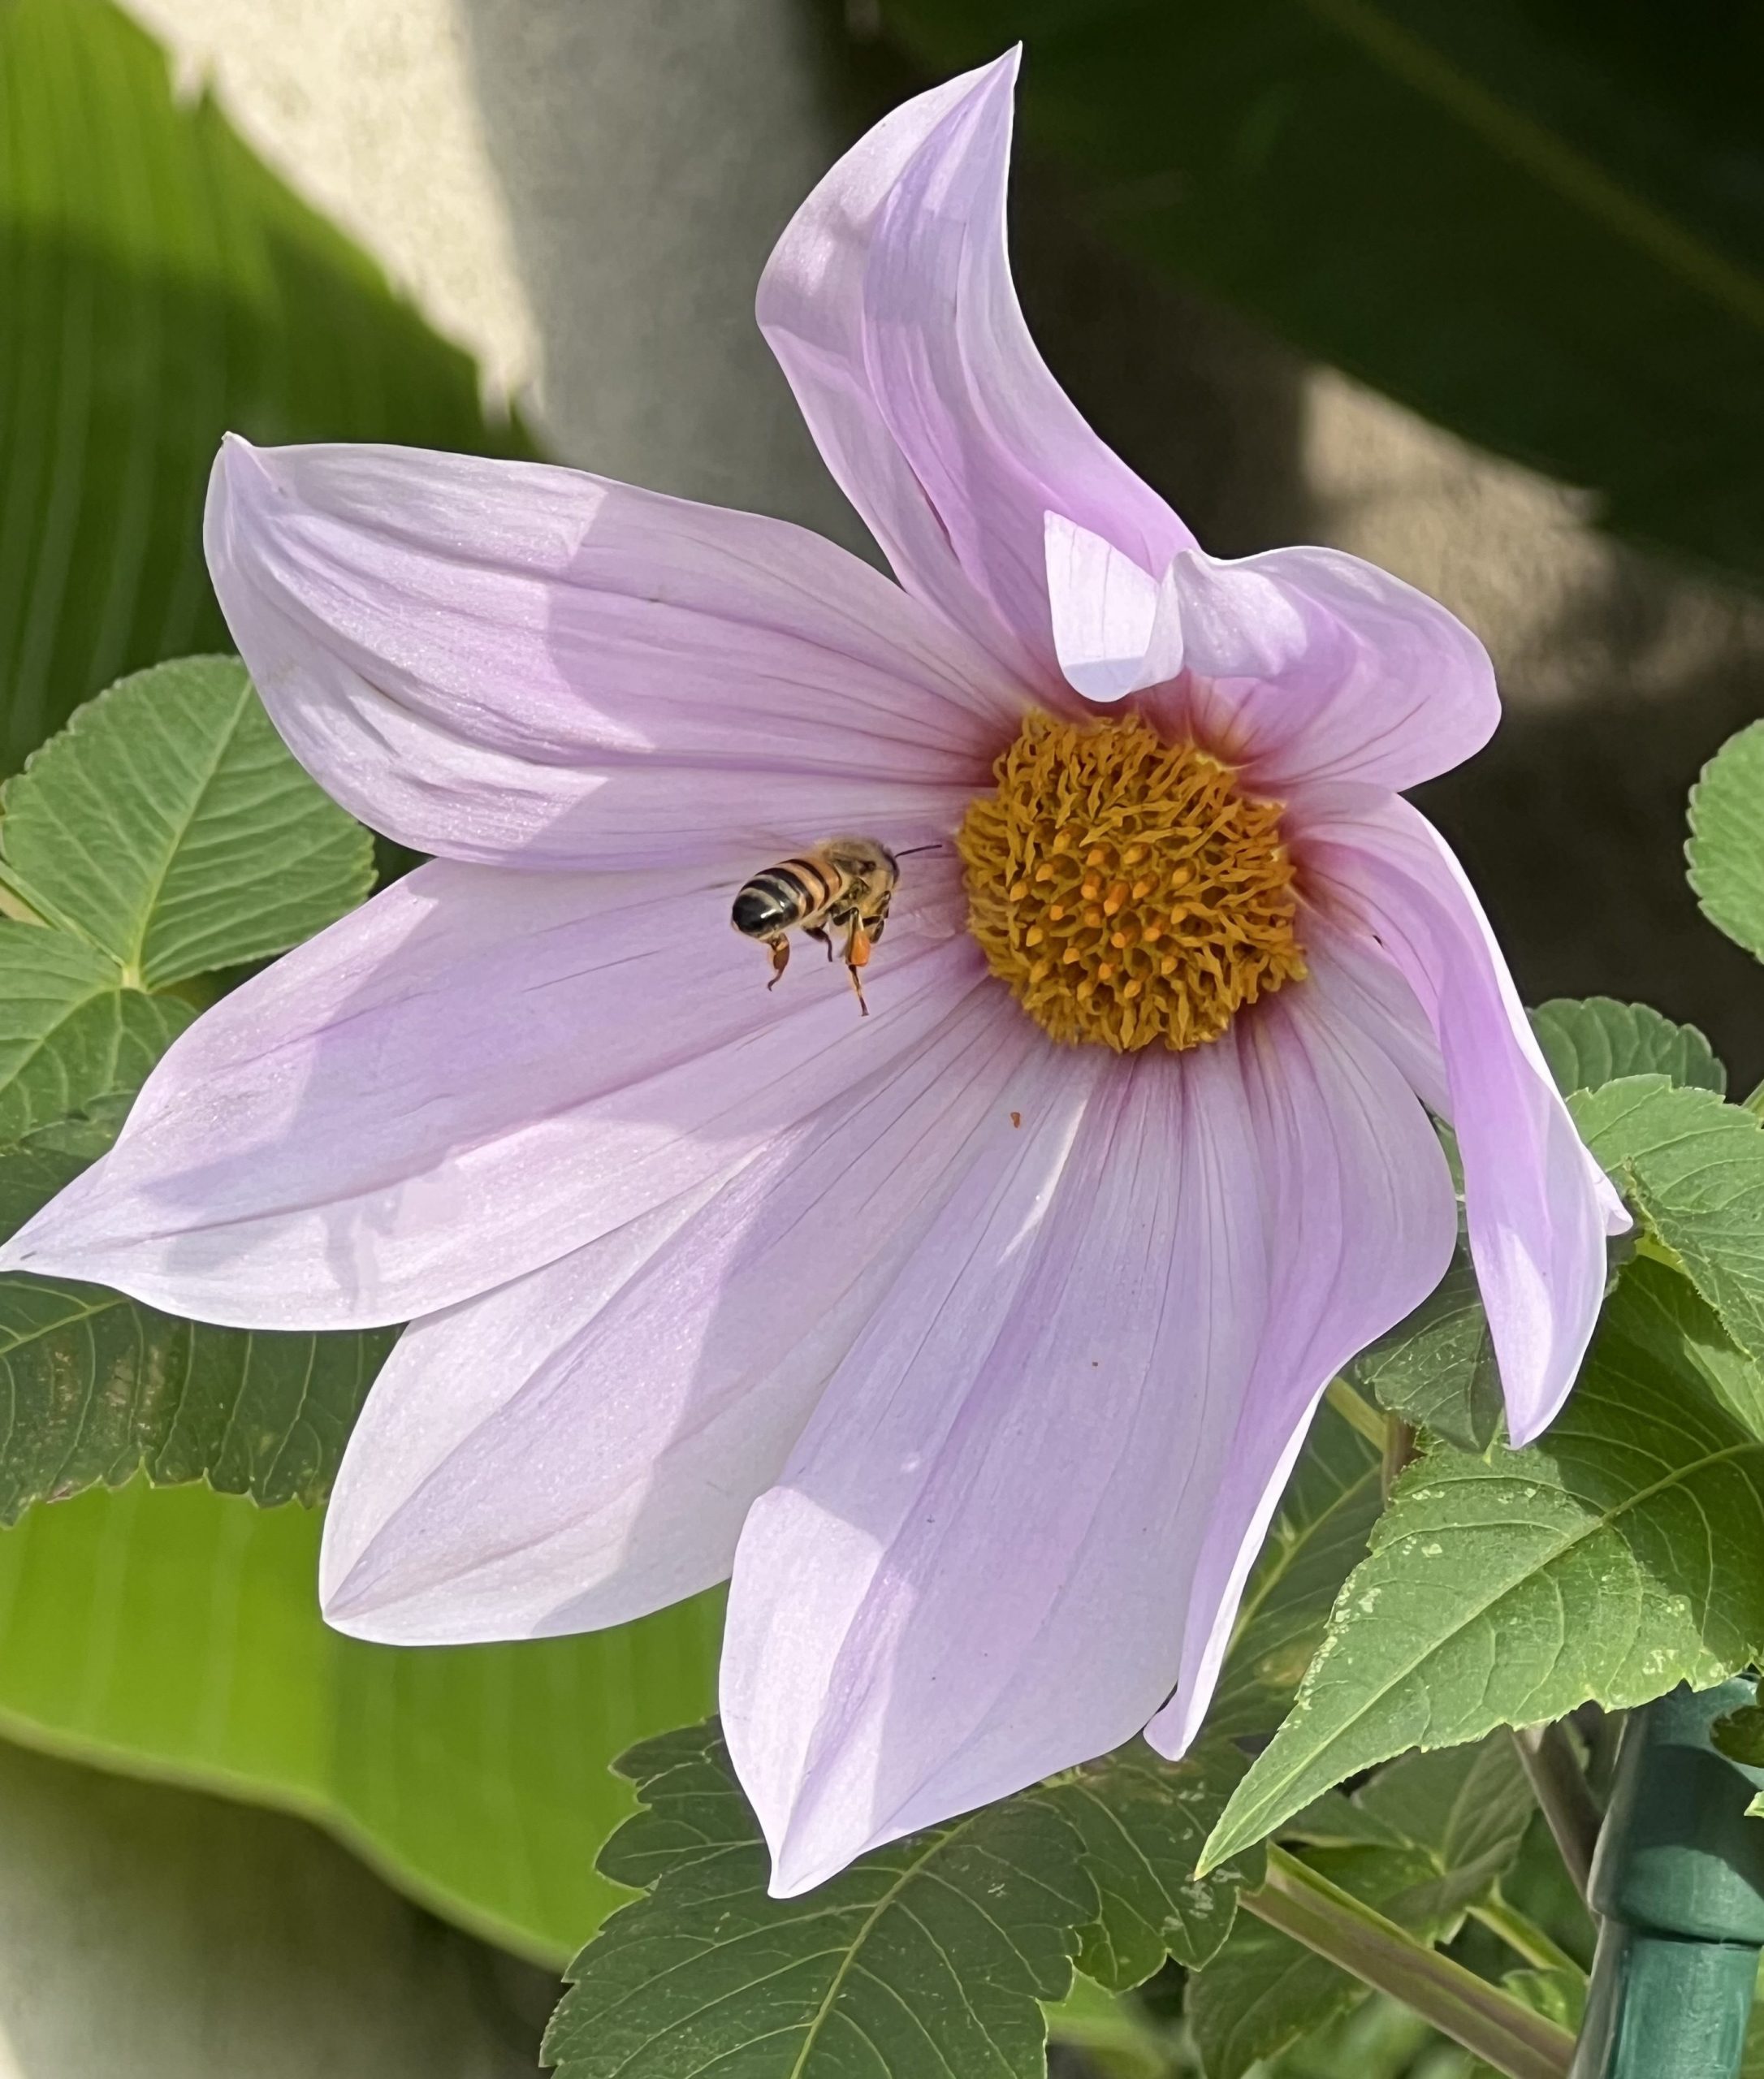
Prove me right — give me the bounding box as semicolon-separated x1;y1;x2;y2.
956;711;1306;1052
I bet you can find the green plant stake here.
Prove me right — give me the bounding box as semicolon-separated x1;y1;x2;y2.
1572;1681;1764;2077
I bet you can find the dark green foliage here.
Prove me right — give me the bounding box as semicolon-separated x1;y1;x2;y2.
0;1113;394;1518
1048;1742;1266;1987
0;657;390;1515
1191;1738;1535;2077
1688;724;1764;966
2;658;373;986
1349;1246;1503;1455
1573;1078;1764;1369
1204;1257;1764;1872
1205;1400;1383;1740
546;1722;1094;2079
1530;998;1726;1099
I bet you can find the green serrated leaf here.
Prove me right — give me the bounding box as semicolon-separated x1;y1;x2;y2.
546;1719;1093;2079
1200;1256;1764;1874
1589;1240;1764;1440
1343;1738;1535;1923
0;1479;721;1964
0;1265;394;1519
1689;724;1764;966
1049;1741;1265;1988
1282;1787;1411;1850
1205;1400;1383;1741
1189;1739;1533;2079
1573;1077;1764;1371
0;659;372;987
0;923;193;1139
1348;1244;1503;1454
0;1100;392;1516
1530;997;1726;1098
0;0;532;774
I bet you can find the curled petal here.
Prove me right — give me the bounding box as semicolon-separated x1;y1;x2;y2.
721;988;1454;1895
759;50;1189;689
1301;793;1628;1446
1040;523;1497;789
1044;515;1177;703
206;437;1019;868
1164;547;1498;793
0;856;982;1327
320;988;1040;1643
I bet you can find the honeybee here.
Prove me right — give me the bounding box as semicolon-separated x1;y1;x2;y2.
732;837;933;1015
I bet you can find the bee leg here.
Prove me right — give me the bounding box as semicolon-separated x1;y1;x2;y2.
804;923;834;963
843;920;871;1018
764;934;790;991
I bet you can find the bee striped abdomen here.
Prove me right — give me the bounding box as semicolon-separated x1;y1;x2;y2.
731;858;839;939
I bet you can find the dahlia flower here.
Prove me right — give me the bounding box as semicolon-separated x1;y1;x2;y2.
2;50;1622;1895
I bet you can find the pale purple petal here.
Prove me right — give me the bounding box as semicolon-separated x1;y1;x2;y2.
1143;983;1455;1755
759;50;1190;689
321;988;1039;1644
1301;793;1627;1446
0;854;982;1328
1297;905;1450;1120
1044;516;1175;702
206;436;1022;869
1139;546;1498;793
721;986;1454;1895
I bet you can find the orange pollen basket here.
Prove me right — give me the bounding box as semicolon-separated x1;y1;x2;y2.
956;711;1307;1052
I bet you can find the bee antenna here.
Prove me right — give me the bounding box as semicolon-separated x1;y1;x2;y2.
894;843;945;858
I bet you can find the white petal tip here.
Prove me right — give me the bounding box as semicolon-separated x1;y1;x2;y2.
1140;1706;1196;1763
318;1540;430;1640
1501;1368;1574;1450
318;1587;456;1649
216;429;267;479
964;45;1022;95
318;1575;398;1636
763;1837;855;1900
1044;513;1179;702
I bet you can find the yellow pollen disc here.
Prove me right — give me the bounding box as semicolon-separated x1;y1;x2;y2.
956;711;1306;1052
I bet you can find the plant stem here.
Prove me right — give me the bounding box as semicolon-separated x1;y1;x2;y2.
1470;1891;1582;1975
1240;1847;1575;2079
1511;1722;1604;1900
1324;1375;1389;1450
1381;1416;1418;1500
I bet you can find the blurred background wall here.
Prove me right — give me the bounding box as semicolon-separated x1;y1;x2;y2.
0;1741;547;2077
2;0;1760;2068
122;0;1764;1083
